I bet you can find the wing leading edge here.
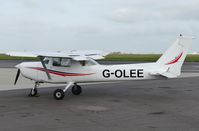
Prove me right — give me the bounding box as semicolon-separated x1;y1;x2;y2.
6;50;107;61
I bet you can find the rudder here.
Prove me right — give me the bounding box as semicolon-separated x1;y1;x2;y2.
156;35;193;76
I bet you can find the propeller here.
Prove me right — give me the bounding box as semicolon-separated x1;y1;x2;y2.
14;69;21;85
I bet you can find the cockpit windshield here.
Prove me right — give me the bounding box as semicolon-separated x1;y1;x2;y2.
87;58;99;65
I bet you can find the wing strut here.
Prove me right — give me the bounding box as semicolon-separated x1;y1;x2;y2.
39;56;51;80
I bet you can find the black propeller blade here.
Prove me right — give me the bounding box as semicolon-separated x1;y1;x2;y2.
14;69;20;85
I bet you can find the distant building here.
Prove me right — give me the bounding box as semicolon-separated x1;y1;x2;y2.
108;52;122;55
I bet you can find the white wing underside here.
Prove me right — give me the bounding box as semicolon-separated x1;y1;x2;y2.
6;50;107;61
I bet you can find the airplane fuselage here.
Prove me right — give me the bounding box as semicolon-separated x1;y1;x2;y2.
8;35;192;100
18;61;160;84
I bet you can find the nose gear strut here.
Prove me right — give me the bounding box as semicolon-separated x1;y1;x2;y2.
29;82;40;97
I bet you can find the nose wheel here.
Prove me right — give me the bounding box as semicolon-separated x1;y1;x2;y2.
53;83;82;100
29;82;39;97
29;88;38;96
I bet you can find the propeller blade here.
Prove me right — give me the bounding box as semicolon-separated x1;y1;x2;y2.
14;69;20;85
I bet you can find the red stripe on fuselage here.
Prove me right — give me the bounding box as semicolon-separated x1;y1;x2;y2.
30;67;95;77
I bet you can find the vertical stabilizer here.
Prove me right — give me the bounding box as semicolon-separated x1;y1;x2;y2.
156;35;193;76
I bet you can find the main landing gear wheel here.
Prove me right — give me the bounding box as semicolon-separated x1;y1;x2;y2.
72;85;82;95
54;89;65;100
53;82;79;100
29;88;38;97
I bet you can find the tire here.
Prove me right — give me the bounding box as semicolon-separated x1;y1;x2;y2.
72;85;82;95
29;88;38;97
54;89;65;100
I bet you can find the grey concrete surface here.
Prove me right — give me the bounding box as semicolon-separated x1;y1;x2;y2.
0;61;199;131
0;78;199;131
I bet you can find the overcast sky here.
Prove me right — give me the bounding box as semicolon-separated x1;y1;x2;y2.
0;0;199;53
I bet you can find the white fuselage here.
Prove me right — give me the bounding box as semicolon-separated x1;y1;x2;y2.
17;60;162;84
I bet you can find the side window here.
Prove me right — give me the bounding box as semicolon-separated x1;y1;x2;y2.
61;58;71;67
79;61;86;66
53;58;71;67
53;58;61;66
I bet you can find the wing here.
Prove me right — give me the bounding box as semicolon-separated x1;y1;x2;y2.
67;50;107;60
6;50;107;61
6;51;71;58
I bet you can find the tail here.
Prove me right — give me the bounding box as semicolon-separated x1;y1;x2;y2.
156;35;193;77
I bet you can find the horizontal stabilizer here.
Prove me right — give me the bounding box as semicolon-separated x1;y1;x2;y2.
149;67;177;78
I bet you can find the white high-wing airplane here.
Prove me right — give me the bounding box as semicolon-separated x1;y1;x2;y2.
6;35;192;100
